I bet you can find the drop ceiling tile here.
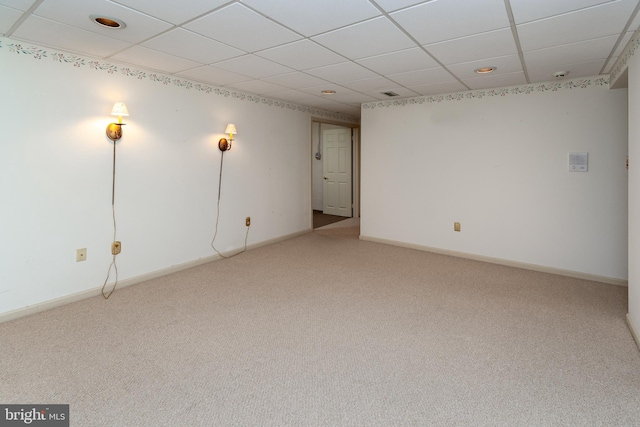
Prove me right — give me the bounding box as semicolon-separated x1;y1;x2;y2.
176;65;253;86
412;80;468;96
213;55;294;79
388;66;457;86
240;0;380;36
256;40;347;70
111;0;228;25
12;15;131;57
528;59;606;82
305;62;378;83
426;28;518;65
322;86;361;96
510;0;622;24
0;5;22;34
523;35;618;70
517;1;637;52
304;96;342;106
33;0;172;43
447;54;523;80
363;87;420;99
328;92;379;104
339;76;402;92
390;0;510;45
111;45;202;73
184;3;301;52
142;29;244;64
270;90;326;103
226;79;288;94
629;7;640;32
304;98;350;110
356;47;439;75
262;72;330;89
0;0;36;10
5;0;635;112
462;71;527;89
297;84;351;97
375;0;431;12
312;16;415;60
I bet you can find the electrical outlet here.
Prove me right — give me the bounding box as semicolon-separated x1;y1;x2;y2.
246;216;251;227
111;241;122;255
454;222;461;232
76;248;87;262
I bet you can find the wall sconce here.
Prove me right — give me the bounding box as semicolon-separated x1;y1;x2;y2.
218;124;237;151
106;102;129;141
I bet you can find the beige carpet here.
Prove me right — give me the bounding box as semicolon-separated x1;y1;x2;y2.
1;231;639;426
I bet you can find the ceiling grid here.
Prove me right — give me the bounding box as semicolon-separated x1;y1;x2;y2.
1;0;638;116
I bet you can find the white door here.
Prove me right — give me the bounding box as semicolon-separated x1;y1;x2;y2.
323;128;352;217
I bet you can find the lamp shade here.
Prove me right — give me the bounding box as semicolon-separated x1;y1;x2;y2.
110;102;129;117
225;124;237;135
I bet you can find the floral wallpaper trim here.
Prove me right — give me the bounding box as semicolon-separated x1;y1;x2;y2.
0;38;360;125
610;27;640;83
362;77;610;110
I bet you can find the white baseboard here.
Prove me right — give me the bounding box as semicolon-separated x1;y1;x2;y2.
0;229;311;324
359;235;628;287
628;313;640;352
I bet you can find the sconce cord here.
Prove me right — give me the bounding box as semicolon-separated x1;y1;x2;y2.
211;151;250;258
316;124;322;159
101;141;119;299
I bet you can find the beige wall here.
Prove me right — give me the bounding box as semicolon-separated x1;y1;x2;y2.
361;79;628;282
627;35;640;341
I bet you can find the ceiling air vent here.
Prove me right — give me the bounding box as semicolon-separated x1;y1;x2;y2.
381;91;399;97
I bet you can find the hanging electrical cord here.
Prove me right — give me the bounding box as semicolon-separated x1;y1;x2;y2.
210;151;250;258
315;123;322;160
101;140;119;299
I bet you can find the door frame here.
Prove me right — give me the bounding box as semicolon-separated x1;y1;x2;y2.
310;117;361;229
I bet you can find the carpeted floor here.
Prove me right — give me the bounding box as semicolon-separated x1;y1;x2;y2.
1;231;639;426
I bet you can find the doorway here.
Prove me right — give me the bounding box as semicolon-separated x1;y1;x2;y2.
311;120;360;229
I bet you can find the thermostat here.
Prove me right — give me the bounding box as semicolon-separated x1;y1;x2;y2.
568;152;588;172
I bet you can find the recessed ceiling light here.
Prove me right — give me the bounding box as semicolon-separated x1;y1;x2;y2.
321;90;336;95
90;15;126;29
474;66;496;74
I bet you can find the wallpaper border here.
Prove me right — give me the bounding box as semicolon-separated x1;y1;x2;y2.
0;37;360;125
611;27;640;83
362;76;610;110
